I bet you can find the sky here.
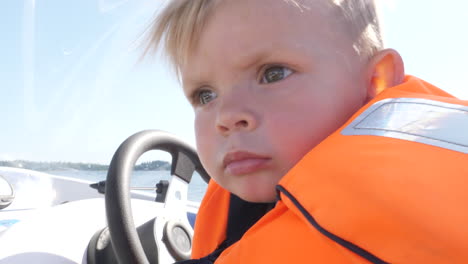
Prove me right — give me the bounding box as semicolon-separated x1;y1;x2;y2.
1;0;467;164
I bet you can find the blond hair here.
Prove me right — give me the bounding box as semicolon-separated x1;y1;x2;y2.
144;0;383;74
328;0;383;59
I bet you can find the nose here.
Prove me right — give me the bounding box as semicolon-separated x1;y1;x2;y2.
216;97;258;136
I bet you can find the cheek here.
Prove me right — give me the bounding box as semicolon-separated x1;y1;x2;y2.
194;114;216;171
194;115;208;152
264;96;341;166
270;115;324;162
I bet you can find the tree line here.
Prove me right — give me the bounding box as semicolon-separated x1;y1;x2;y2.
0;160;171;171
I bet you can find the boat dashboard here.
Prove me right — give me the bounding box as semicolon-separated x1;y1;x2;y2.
0;130;208;264
0;167;199;264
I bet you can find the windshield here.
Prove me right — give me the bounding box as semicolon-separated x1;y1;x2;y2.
1;1;467;202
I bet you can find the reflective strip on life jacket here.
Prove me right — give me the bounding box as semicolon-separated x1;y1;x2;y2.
341;98;468;154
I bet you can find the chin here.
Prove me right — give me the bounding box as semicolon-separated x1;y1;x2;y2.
231;176;280;203
237;190;277;203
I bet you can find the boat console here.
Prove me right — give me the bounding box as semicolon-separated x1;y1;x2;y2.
0;130;209;264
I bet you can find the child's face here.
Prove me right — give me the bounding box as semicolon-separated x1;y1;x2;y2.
182;0;371;202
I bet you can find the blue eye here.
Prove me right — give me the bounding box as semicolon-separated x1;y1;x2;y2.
260;66;293;84
197;89;217;105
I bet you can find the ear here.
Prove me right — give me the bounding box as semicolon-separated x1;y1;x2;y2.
365;48;405;100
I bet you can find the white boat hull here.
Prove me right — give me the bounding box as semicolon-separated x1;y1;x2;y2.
0;167;200;263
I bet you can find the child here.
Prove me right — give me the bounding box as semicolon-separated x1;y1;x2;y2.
146;0;468;263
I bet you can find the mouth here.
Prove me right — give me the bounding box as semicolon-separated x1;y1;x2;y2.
222;151;271;176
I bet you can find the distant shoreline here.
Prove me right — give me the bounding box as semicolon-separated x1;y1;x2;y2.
0;160;170;171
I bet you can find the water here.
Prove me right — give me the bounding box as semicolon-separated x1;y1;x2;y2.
46;170;208;203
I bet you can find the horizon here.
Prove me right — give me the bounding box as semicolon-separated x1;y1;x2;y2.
0;159;170;165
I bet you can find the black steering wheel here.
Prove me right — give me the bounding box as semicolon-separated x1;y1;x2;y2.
104;130;209;264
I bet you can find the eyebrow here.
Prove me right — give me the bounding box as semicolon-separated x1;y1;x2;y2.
181;44;287;89
236;48;272;71
181;73;209;93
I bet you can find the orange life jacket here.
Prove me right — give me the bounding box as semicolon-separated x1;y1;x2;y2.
191;76;468;264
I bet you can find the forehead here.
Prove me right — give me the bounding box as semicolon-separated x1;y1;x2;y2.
205;0;335;38
181;0;351;84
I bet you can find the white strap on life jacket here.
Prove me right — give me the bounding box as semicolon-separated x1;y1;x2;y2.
341;98;468;154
